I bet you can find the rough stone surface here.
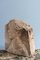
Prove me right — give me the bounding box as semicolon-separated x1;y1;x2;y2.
5;19;35;57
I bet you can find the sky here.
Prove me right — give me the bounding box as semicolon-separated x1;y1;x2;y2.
0;0;40;49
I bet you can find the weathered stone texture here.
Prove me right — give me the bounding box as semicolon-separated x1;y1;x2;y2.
5;19;35;57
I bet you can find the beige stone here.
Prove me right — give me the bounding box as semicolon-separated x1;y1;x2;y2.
5;19;35;57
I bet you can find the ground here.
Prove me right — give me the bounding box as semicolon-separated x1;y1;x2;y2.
0;49;40;60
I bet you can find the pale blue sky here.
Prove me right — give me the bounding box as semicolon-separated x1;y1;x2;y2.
0;0;40;49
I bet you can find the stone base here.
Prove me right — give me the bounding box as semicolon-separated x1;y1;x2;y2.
0;51;35;60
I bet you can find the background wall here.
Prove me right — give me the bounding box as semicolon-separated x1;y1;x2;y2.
0;0;40;49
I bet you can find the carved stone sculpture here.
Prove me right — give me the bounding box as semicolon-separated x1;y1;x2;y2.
5;19;35;57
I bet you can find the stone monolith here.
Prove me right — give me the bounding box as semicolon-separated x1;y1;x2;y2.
5;19;35;57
